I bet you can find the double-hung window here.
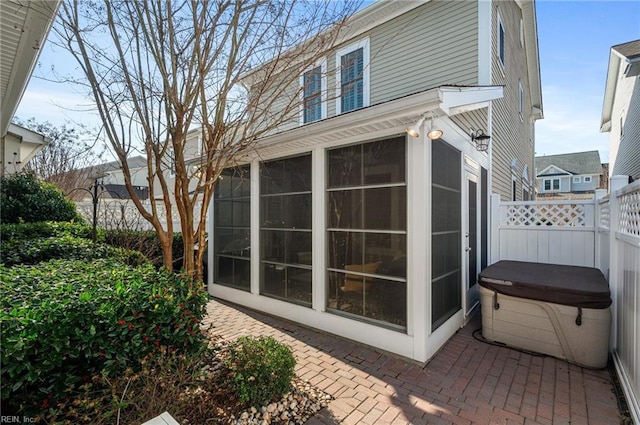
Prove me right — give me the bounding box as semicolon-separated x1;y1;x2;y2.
336;38;370;114
300;59;326;124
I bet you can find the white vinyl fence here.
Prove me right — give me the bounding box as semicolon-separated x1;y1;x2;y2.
491;175;639;424
76;199;205;231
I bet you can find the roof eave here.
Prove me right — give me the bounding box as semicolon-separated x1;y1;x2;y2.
522;0;543;120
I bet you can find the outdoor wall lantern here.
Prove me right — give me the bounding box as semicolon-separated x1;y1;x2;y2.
471;129;491;152
406;115;443;140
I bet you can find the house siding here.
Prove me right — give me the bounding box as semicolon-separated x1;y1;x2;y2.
490;1;534;201
451;109;489;143
367;0;478;105
610;73;640;179
257;1;480;128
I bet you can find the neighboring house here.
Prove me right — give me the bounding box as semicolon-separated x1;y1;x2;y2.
535;151;604;199
600;39;640;180
0;0;60;176
73;156;149;201
208;0;543;362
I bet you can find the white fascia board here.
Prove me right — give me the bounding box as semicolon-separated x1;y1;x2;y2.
536;164;572;177
438;86;504;116
521;0;543;120
7;123;47;145
600;50;621;132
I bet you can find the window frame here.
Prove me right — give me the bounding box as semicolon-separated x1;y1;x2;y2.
584;176;592;183
497;12;506;69
299;58;327;124
573;176;581;183
335;38;370;115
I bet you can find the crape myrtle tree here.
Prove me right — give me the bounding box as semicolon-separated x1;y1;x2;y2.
11;117;104;200
54;0;360;280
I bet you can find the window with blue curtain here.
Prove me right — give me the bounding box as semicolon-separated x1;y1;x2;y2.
303;66;322;123
340;48;364;113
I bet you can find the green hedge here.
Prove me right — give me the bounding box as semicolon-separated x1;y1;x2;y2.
0;259;209;411
0;235;147;267
0;172;82;224
0;221;102;242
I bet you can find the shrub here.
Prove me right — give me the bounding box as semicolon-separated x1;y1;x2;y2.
223;336;296;408
104;229;186;270
0;235;147;267
0;172;82;224
0;221;102;242
0;260;209;414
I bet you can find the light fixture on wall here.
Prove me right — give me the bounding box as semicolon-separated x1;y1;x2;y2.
470;129;491;151
406;116;425;138
406;115;443;140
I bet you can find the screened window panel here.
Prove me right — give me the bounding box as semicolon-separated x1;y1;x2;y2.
327;231;363;270
432;187;461;233
327;145;362;188
328;189;363;229
432;141;461;188
431;233;460;278
431;139;461;331
326;137;407;329
364;187;406;231
214;165;251;291
260;155;312;307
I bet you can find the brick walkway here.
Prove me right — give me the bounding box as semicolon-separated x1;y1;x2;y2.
203;299;622;425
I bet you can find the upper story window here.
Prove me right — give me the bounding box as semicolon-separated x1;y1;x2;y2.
573;177;581;183
584;176;592;183
498;13;505;68
300;59;326;124
336;38;370;114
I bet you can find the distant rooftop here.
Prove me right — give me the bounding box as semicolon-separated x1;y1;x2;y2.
535;151;603;176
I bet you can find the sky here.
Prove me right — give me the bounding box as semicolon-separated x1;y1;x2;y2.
14;0;640;164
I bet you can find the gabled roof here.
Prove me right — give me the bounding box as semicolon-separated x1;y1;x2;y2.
0;0;60;137
77;156;148;179
600;39;640;132
535;151;602;177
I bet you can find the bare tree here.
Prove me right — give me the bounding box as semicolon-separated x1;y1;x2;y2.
52;0;359;280
12;117;104;199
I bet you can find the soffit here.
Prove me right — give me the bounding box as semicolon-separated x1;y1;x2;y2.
0;0;60;136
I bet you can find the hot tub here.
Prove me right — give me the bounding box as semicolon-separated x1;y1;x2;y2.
478;260;612;369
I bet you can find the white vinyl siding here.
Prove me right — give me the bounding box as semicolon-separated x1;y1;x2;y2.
490;2;534;201
368;0;478;104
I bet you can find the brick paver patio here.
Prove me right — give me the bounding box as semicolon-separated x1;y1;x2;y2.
203;299;623;425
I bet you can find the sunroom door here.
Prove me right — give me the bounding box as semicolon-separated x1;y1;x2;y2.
463;171;479;316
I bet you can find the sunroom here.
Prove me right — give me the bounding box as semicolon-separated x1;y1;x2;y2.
207;85;503;362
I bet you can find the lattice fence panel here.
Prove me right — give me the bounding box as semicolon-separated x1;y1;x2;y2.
619;190;640;237
506;204;586;227
599;201;610;229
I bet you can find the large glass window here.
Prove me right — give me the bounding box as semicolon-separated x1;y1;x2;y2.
431;140;461;331
260;155;312;306
214;166;251;290
326;137;407;329
336;39;369;114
